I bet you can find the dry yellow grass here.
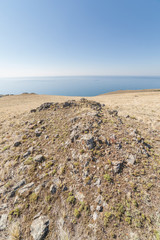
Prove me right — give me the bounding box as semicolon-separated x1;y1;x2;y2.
0;90;160;129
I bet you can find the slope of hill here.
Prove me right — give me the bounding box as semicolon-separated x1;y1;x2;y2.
0;99;160;240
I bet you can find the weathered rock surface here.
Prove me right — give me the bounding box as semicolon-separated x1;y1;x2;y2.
0;214;7;230
18;182;34;195
14;141;21;147
34;155;45;163
127;154;136;165
30;216;49;240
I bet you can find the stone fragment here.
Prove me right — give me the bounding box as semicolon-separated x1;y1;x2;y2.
18;182;34;195
0;204;8;211
96;205;103;212
33;211;42;220
35;185;42;194
13;179;26;191
0;214;8;230
81;134;95;150
31;109;36;113
30;216;49;240
94;178;101;187
37;102;54;111
35;129;42;137
93;212;98;221
50;185;56;194
108;109;118;116
75;192;85;202
113;161;123;174
14;141;21;147
70;130;79;143
127;154;136;165
23;150;31;158
34;155;45;163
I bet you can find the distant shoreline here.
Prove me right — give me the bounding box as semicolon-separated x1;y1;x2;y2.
0;88;160;98
99;89;160;95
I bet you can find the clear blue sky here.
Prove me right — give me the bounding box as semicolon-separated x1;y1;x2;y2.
0;0;160;77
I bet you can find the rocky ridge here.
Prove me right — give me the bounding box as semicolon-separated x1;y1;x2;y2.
0;99;159;240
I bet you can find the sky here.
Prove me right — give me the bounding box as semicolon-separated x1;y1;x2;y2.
0;0;160;77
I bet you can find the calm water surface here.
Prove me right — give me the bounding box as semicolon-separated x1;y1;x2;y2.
0;76;160;96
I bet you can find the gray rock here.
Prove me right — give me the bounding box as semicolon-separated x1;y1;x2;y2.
30;216;49;240
18;182;34;195
23;150;31;158
0;214;8;230
37;102;53;112
13;179;26;191
0;204;8;211
65;139;71;146
62;185;68;191
31;109;36;113
81;134;95;150
113;161;123;174
50;185;56;194
0;186;6;196
34;155;45;163
14;141;21;147
108;109;118;116
28;146;34;153
75;192;85;202
93;212;98;221
8;190;16;198
35;185;42;194
95;195;103;204
33;211;43;220
82;169;89;178
94;178;101;187
96;205;103;212
127;154;136;165
53;177;61;188
84;161;89;167
35;129;42;137
70;130;79;142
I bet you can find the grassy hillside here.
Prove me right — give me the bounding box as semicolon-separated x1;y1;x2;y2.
0;99;159;240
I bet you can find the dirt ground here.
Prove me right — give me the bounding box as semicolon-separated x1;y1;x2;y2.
0;90;160;130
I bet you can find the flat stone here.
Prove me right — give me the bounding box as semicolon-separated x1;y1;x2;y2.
34;155;45;163
18;182;34;195
0;214;8;230
13;179;26;191
93;212;98;221
30;216;49;240
127;154;136;165
0;204;8;211
94;178;101;187
23;150;31;158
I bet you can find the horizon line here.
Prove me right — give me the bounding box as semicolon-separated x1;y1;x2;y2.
0;74;160;79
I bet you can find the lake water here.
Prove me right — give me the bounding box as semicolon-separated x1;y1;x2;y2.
0;76;160;96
